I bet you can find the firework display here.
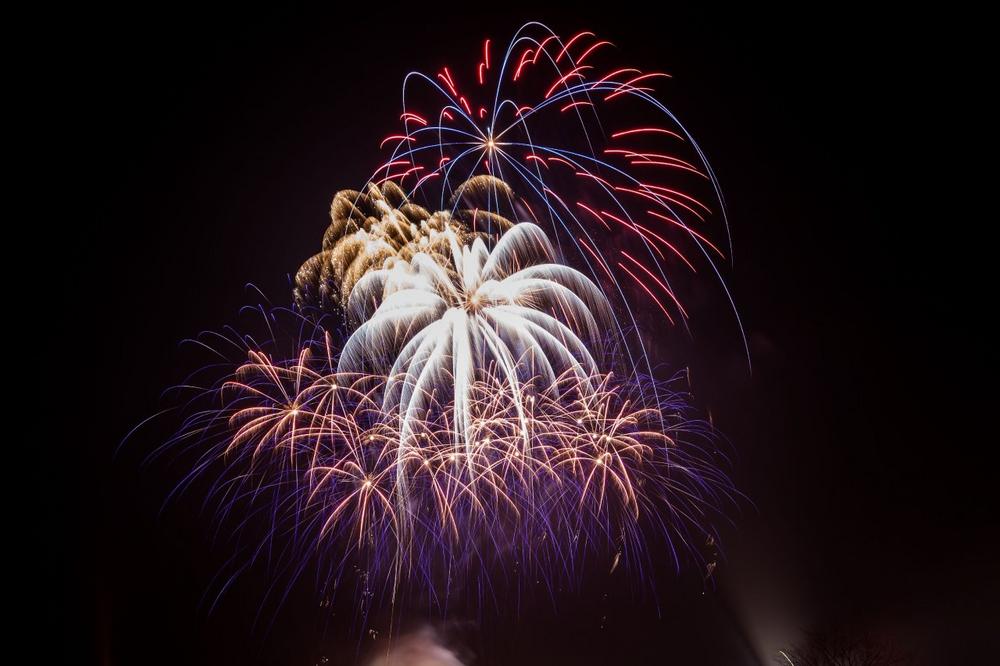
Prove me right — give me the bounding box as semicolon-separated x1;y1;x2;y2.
165;22;740;613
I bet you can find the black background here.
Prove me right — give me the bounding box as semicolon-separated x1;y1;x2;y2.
65;4;994;664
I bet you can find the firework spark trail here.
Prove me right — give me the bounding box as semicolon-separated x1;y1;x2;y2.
149;22;743;617
374;22;748;366
170;313;734;605
339;221;612;463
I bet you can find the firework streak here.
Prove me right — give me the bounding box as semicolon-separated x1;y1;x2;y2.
163;23;741;614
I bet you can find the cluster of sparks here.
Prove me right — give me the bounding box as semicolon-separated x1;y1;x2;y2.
163;22;740;613
375;22;746;364
205;336;729;597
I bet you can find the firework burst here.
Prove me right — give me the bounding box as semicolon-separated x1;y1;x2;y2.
173;317;732;609
150;22;742;619
374;22;747;362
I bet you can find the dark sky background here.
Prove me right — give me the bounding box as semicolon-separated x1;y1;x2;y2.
67;5;994;664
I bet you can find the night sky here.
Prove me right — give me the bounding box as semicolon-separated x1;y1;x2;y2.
67;5;994;664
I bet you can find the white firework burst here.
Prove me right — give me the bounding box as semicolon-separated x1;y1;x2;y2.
338;222;613;458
